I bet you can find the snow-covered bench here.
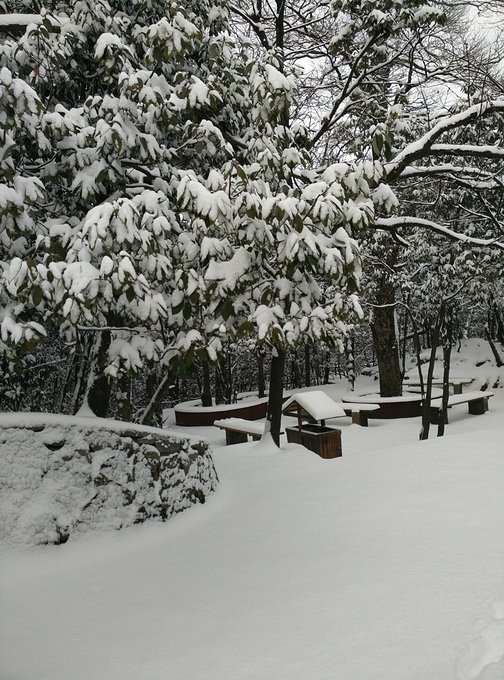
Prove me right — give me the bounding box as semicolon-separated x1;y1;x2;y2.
214;418;272;445
429;390;494;424
404;377;473;394
339;403;381;427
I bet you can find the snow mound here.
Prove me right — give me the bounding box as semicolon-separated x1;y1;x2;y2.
0;415;218;545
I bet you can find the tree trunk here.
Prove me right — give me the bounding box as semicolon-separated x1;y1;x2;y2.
54;347;77;414
87;331;112;417
345;334;356;391
401;302;409;379
437;338;452;438
494;302;504;345
323;352;330;385
407;308;426;398
420;303;445;441
115;374;132;422
304;345;311;387
370;281;402;397
140;371;172;426
291;354;301;389
222;355;232;404
201;360;213;406
266;347;286;447
256;348;266;398
70;335;92;414
335;352;342;379
214;364;223;404
485;329;503;367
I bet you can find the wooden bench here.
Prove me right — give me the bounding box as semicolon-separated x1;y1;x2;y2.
429;390;494;424
339;402;380;427
405;377;473;394
214;418;271;445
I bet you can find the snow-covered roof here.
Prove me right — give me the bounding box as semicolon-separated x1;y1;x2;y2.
282;391;346;421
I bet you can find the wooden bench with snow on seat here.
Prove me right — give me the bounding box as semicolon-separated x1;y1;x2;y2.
404;377;473;395
214;418;282;445
429;390;494;424
339;403;381;427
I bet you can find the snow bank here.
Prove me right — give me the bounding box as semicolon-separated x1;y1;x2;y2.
0;414;218;545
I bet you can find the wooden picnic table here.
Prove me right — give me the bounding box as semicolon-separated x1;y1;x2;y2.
404;377;473;394
214;418;266;444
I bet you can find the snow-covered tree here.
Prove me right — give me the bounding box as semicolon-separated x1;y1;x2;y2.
2;0;504;443
0;0;251;415
0;2;374;441
230;0;504;398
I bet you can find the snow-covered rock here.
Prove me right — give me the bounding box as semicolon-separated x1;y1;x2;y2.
0;414;218;545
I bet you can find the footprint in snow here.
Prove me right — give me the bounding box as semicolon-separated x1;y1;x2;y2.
456;603;504;679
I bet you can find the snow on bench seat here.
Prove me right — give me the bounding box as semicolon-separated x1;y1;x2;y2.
429;390;494;423
214;418;265;445
404;377;473;394
338;402;380;426
338;402;380;413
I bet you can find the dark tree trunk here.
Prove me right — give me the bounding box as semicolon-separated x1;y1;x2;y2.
216;363;224;405
70;335;92;414
370;281;402;397
407;308;426;398
420;303;445;441
485;329;503;367
87;331;112;417
401;302;409;379
256;348;266;399
323;352;330;385
437;338;452;438
266;347;286;447
116;374;132;422
494;302;504;345
304;345;311;386
201;360;213;406
222;355;232;404
291;354;301;389
141;371;172;427
335;352;343;379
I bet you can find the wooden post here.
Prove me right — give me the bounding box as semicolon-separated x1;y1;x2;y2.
297;404;303;432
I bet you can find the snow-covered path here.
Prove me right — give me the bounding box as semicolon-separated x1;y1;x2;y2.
1;396;504;680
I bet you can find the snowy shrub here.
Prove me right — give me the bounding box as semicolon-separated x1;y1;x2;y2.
0;414;218;545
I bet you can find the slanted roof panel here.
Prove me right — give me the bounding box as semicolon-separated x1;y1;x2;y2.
282;391;346;420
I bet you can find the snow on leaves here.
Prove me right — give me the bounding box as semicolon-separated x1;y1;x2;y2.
4;0;499;380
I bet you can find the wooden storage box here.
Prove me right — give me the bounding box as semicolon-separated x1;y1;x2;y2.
285;424;342;459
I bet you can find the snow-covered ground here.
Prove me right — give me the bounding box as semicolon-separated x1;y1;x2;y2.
1;340;504;680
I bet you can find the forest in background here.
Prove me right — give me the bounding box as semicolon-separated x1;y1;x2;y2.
1;0;504;442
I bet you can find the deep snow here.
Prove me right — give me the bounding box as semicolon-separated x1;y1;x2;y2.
1;339;503;680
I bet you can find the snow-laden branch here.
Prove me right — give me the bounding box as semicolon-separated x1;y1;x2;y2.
0;13;67;33
376;216;504;250
386;100;504;183
399;164;499;180
229;4;271;49
428;144;504;160
398;165;504;188
311;30;394;146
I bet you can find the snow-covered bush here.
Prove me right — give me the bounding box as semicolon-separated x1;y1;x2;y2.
0;414;218;545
